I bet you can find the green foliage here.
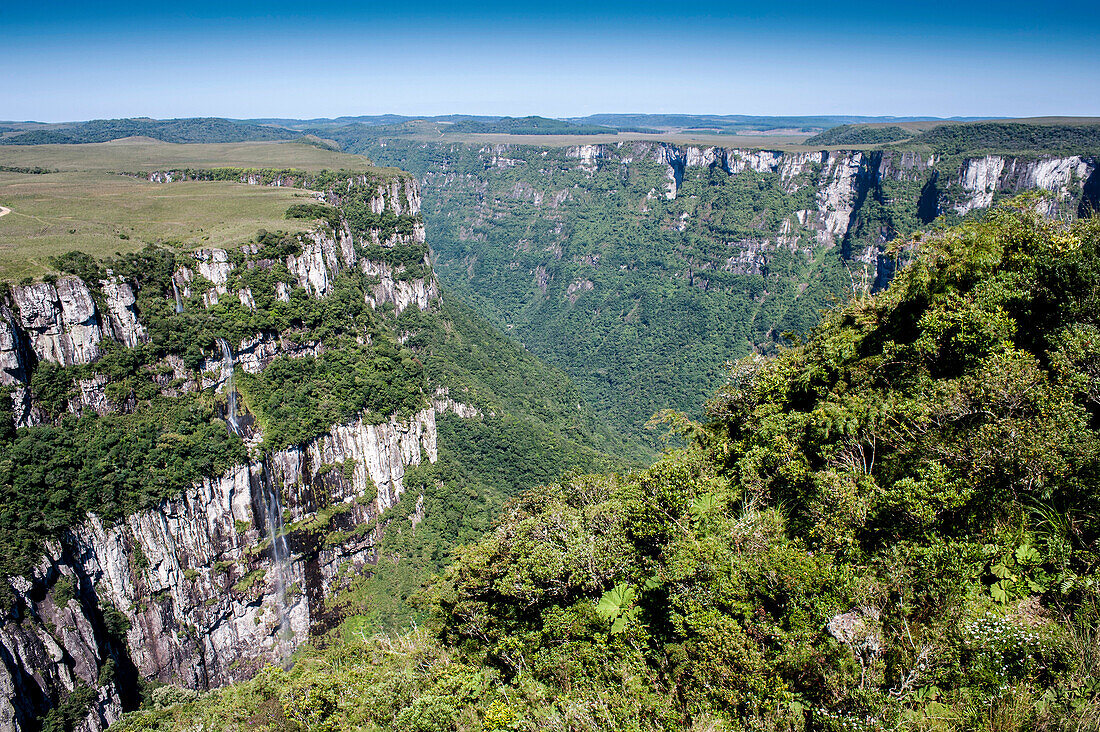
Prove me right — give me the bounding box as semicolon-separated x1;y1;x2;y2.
40;681;98;732
912;122;1100;156
807;124;913;146
0;164;58;174
238;337;427;450
326;294;644;631
0;393;246;576
52;575;77;606
100;602;132;640
595;583;640;634
283;202;339;229
425;205;1100;729
364;140;849;446
232;569;267;594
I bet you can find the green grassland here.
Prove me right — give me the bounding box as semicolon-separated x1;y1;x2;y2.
0;140;402;281
0;171;319;281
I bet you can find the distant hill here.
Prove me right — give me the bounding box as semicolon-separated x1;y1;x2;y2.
910;121;1100;155
806;124;913;145
805;119;1100;155
447;116;617;135
0;117;298;145
250;114;989;137
11;115;1099;153
570;113;988;133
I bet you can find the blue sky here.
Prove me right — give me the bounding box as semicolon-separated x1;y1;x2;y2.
3;1;1098;121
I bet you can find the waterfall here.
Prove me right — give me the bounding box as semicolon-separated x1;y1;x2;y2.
217;338;239;434
171;279;184;313
262;461;291;660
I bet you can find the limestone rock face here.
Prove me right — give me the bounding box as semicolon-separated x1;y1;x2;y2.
950;155;1095;216
287;232;342;298
193;249;233;294
815;152;866;246
432;387;482;419
0;313;28;386
0;407;439;731
12;278;103;366
99;277;147;348
955;155;1007;214
361;258;440;315
68;374;113;417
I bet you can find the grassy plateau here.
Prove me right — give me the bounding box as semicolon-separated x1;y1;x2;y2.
0;140;395;281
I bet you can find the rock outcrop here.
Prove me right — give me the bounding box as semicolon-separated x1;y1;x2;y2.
0;406;438;731
99;277;147;348
10;278;103;367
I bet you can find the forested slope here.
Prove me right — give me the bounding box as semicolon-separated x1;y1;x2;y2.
359;138;1096;448
115;201;1100;732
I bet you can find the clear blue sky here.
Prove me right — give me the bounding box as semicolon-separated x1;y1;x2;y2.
3;0;1098;122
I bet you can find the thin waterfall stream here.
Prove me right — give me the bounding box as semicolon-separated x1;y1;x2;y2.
262;461;291;662
217;338;239;435
218;338;291;658
171;279;184;313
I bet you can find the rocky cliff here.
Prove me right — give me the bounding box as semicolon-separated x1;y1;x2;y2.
391;140;1096;295
0;174;477;731
642;142;1094;287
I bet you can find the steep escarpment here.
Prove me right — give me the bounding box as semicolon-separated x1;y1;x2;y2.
0;170;629;731
363;139;1096;443
0;172;441;731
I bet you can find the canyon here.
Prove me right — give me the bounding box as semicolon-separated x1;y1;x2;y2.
1;134;1097;730
363;139;1098;441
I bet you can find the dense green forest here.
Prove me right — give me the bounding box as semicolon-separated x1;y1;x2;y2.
360;140;854;445
805;121;1100;156
910;123;1100;156
807;125;913;146
112;202;1100;732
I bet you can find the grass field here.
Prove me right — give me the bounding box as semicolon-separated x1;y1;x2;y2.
0;138;390;173
0;139;407;281
0;171;322;281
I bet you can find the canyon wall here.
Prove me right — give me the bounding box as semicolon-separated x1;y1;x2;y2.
0;175;471;731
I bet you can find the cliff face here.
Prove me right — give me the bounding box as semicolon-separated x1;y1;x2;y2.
951;154;1094;216
0;405;438;731
416;140;1093;297
646;144;1092;280
0;175;472;731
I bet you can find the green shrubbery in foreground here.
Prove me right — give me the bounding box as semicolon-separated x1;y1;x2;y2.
116;202;1100;730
